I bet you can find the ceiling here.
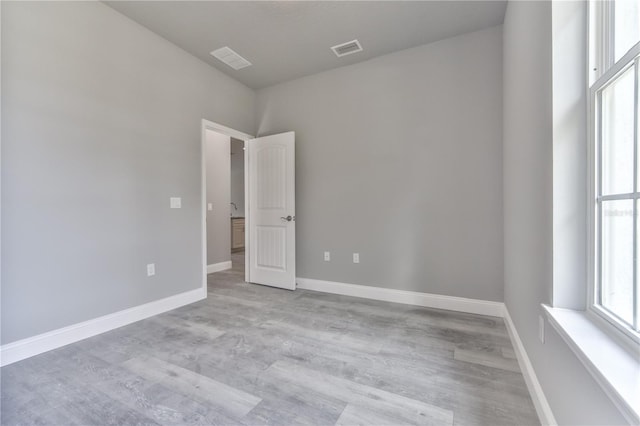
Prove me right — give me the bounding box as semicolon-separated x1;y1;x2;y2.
105;1;507;90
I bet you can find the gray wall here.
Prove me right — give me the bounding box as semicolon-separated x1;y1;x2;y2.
256;26;504;301
230;139;245;217
1;1;255;344
205;130;231;266
502;2;628;424
551;0;588;309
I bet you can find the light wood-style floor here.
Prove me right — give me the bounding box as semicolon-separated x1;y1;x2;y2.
1;252;538;425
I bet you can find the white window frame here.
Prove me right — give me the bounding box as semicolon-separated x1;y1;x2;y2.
587;0;640;347
588;0;613;86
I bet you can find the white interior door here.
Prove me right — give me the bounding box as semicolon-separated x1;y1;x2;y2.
248;132;296;290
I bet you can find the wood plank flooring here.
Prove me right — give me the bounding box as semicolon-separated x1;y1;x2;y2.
1;253;539;425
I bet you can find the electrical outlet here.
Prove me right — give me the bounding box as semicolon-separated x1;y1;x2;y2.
147;263;155;277
170;197;181;209
207;203;213;211
324;251;331;261
538;315;545;343
353;253;360;263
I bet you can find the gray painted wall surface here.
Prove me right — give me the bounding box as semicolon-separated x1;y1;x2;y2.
257;26;504;302
551;0;588;310
230;139;245;217
1;1;254;344
502;2;628;424
205;131;231;266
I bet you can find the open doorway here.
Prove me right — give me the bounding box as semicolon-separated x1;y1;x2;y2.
201;120;252;291
201;119;296;292
229;138;245;272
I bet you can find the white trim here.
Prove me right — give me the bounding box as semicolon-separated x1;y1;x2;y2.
243;138;250;284
202;119;253;142
207;261;232;274
503;308;557;426
0;287;206;367
201;122;208;294
0;3;3;350
543;305;640;425
588;45;640;344
295;277;504;317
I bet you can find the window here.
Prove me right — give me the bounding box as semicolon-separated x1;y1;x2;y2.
590;0;640;343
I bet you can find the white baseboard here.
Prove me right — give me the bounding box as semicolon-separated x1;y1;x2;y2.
207;261;232;274
503;307;557;426
295;277;505;317
0;287;206;367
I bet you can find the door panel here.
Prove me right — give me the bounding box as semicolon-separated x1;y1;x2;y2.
257;145;287;209
248;132;295;290
256;226;286;270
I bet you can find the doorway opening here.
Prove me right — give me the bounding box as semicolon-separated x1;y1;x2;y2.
201;120;296;293
201;120;252;292
230;138;245;273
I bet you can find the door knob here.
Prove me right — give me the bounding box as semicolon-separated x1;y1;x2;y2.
280;215;293;222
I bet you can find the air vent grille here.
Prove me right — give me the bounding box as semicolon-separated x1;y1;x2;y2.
331;39;363;57
210;47;252;70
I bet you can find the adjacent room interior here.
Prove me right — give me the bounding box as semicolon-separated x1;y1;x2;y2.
204;129;247;277
1;1;639;425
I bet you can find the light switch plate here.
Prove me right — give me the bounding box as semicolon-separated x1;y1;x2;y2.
207;203;213;211
170;197;181;209
324;251;330;261
147;263;155;277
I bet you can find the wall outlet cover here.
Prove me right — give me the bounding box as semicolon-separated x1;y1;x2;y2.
147;263;156;277
353;253;360;263
170;197;182;209
207;203;213;211
324;251;331;261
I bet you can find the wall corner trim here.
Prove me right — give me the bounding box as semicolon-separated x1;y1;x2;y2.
207;261;232;274
296;277;505;317
0;287;206;367
503;307;558;426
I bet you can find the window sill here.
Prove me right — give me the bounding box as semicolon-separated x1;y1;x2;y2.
542;305;640;425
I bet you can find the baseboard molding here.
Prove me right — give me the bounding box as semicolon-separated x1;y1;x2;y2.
295;277;504;317
207;261;232;274
503;307;557;426
0;287;206;367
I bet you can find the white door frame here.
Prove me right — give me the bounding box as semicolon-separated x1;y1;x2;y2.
201;119;254;291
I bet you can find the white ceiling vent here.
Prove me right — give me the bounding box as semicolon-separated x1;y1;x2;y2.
331;39;363;57
210;47;252;70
